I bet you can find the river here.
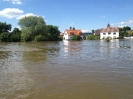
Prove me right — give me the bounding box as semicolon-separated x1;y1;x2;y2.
0;39;133;99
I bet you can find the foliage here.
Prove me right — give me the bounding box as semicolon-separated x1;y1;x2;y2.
18;16;46;41
21;28;31;42
0;32;9;42
92;30;94;34
34;35;46;42
104;37;111;42
9;28;21;42
70;35;82;41
87;35;100;40
119;26;131;38
58;36;63;41
18;16;60;42
45;25;60;41
0;22;11;33
128;31;133;36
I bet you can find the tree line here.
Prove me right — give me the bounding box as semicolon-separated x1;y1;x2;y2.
119;26;131;39
0;16;62;42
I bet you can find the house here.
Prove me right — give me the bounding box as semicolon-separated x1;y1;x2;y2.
94;29;101;35
100;23;119;39
63;28;83;40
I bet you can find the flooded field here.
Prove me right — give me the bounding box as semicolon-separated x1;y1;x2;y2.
0;39;133;99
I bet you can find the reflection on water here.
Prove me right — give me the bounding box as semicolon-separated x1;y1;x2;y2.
0;40;133;99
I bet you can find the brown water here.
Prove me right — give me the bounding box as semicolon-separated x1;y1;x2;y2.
0;39;133;99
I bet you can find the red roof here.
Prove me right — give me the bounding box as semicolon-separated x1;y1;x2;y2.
65;30;83;36
100;27;119;32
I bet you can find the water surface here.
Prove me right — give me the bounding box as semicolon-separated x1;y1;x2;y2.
0;39;133;99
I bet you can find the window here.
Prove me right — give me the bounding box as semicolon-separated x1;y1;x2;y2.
103;33;106;35
113;33;116;35
108;32;111;35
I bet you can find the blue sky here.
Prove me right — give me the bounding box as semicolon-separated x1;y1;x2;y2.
0;0;133;32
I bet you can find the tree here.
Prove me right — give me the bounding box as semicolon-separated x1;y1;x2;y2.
9;28;21;42
0;22;11;33
45;25;60;41
18;16;46;41
119;26;131;38
0;32;9;42
92;30;94;34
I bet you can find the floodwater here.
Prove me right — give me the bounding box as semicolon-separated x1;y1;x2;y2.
0;39;133;99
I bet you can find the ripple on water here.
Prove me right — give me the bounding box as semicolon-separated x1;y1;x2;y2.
0;40;133;99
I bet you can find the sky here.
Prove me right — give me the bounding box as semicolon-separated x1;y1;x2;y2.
0;0;133;32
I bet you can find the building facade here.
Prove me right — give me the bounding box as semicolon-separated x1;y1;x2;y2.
63;29;83;40
100;24;119;39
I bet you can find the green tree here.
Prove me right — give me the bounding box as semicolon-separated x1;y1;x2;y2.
119;26;131;38
9;28;21;42
18;16;46;41
45;25;60;41
0;32;9;42
0;22;11;33
92;30;94;34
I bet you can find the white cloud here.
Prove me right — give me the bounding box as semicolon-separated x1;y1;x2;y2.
0;8;23;18
3;0;22;5
0;8;38;19
16;13;37;19
119;18;133;25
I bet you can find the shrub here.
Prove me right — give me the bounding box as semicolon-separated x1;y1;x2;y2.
87;35;100;40
104;37;111;42
34;35;46;42
0;32;9;42
70;35;82;41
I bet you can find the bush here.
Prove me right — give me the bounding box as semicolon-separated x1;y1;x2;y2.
0;32;9;42
87;35;100;40
34;35;47;42
104;37;111;42
58;36;63;41
70;35;82;41
117;36;124;39
9;33;21;42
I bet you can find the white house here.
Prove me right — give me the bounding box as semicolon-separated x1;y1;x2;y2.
100;24;119;39
63;28;83;40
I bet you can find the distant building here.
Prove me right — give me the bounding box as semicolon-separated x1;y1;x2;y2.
63;27;83;40
94;29;101;35
100;23;119;39
94;24;119;39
